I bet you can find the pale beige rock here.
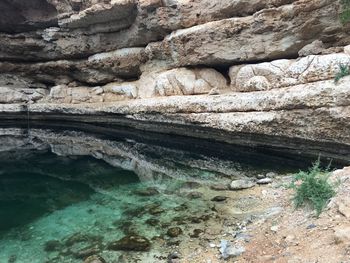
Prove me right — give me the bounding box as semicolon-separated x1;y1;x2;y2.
337;200;350;218
244;76;271;91
138;67;227;97
0;87;27;104
344;45;350;56
298;40;325;57
334;226;350;244
230;53;350;91
49;85;72;103
196;68;227;90
104;83;138;99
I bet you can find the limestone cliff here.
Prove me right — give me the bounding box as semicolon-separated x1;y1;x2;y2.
1;0;350;153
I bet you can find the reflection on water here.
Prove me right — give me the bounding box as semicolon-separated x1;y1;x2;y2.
0;125;336;263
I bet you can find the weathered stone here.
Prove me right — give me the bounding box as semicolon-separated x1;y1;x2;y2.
187;191;203;199
107;235;151;251
145;218;160;226
257;178;273;185
167;227;183;238
344;45;350;56
211;196;228;202
104;83;138;99
83;255;106;263
134;187;159;196
43;240;61;252
0;87;28;103
143;68;227;97
210;184;229;191
334;226;350;244
230;179;255;190
337;199;350;218
230;53;350;91
298;40;325;57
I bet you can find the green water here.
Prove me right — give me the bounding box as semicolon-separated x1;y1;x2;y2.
0;127;317;263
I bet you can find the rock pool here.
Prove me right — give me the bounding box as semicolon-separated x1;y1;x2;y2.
0;124;338;263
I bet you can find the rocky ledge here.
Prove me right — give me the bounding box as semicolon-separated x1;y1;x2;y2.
1;0;350;153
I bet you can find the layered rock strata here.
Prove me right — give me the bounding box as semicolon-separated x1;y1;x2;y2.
0;0;350;152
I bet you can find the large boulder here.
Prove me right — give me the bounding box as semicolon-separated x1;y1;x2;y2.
229;53;350;91
138;67;227;98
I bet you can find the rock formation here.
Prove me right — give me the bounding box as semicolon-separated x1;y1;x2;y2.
0;0;350;151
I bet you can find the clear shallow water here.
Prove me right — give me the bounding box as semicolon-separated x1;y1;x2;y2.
0;126;322;263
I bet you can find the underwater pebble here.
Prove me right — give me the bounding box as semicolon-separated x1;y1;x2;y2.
167;227;183;238
187;191;203;199
211;196;228;202
83;255;106;263
107;235;151;251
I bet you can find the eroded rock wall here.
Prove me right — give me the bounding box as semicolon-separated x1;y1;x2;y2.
0;0;350;148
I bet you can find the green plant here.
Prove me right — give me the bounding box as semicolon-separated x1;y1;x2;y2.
334;64;350;83
341;0;350;24
289;159;336;217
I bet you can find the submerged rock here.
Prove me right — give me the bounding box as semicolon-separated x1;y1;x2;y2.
64;232;102;247
74;245;100;259
44;240;61;252
210;183;229;191
148;206;165;215
187;191;203;199
134;187;160;196
8;255;16;263
211;196;228;202
107;235;151;251
181;181;202;189
230;179;255;190
167;227;183;238
145;218;160;226
83;255;106;263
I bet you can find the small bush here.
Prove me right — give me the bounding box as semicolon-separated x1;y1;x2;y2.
334;64;350;83
341;0;350;24
289;160;336;217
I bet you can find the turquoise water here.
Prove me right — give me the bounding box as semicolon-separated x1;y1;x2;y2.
0;126;317;262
